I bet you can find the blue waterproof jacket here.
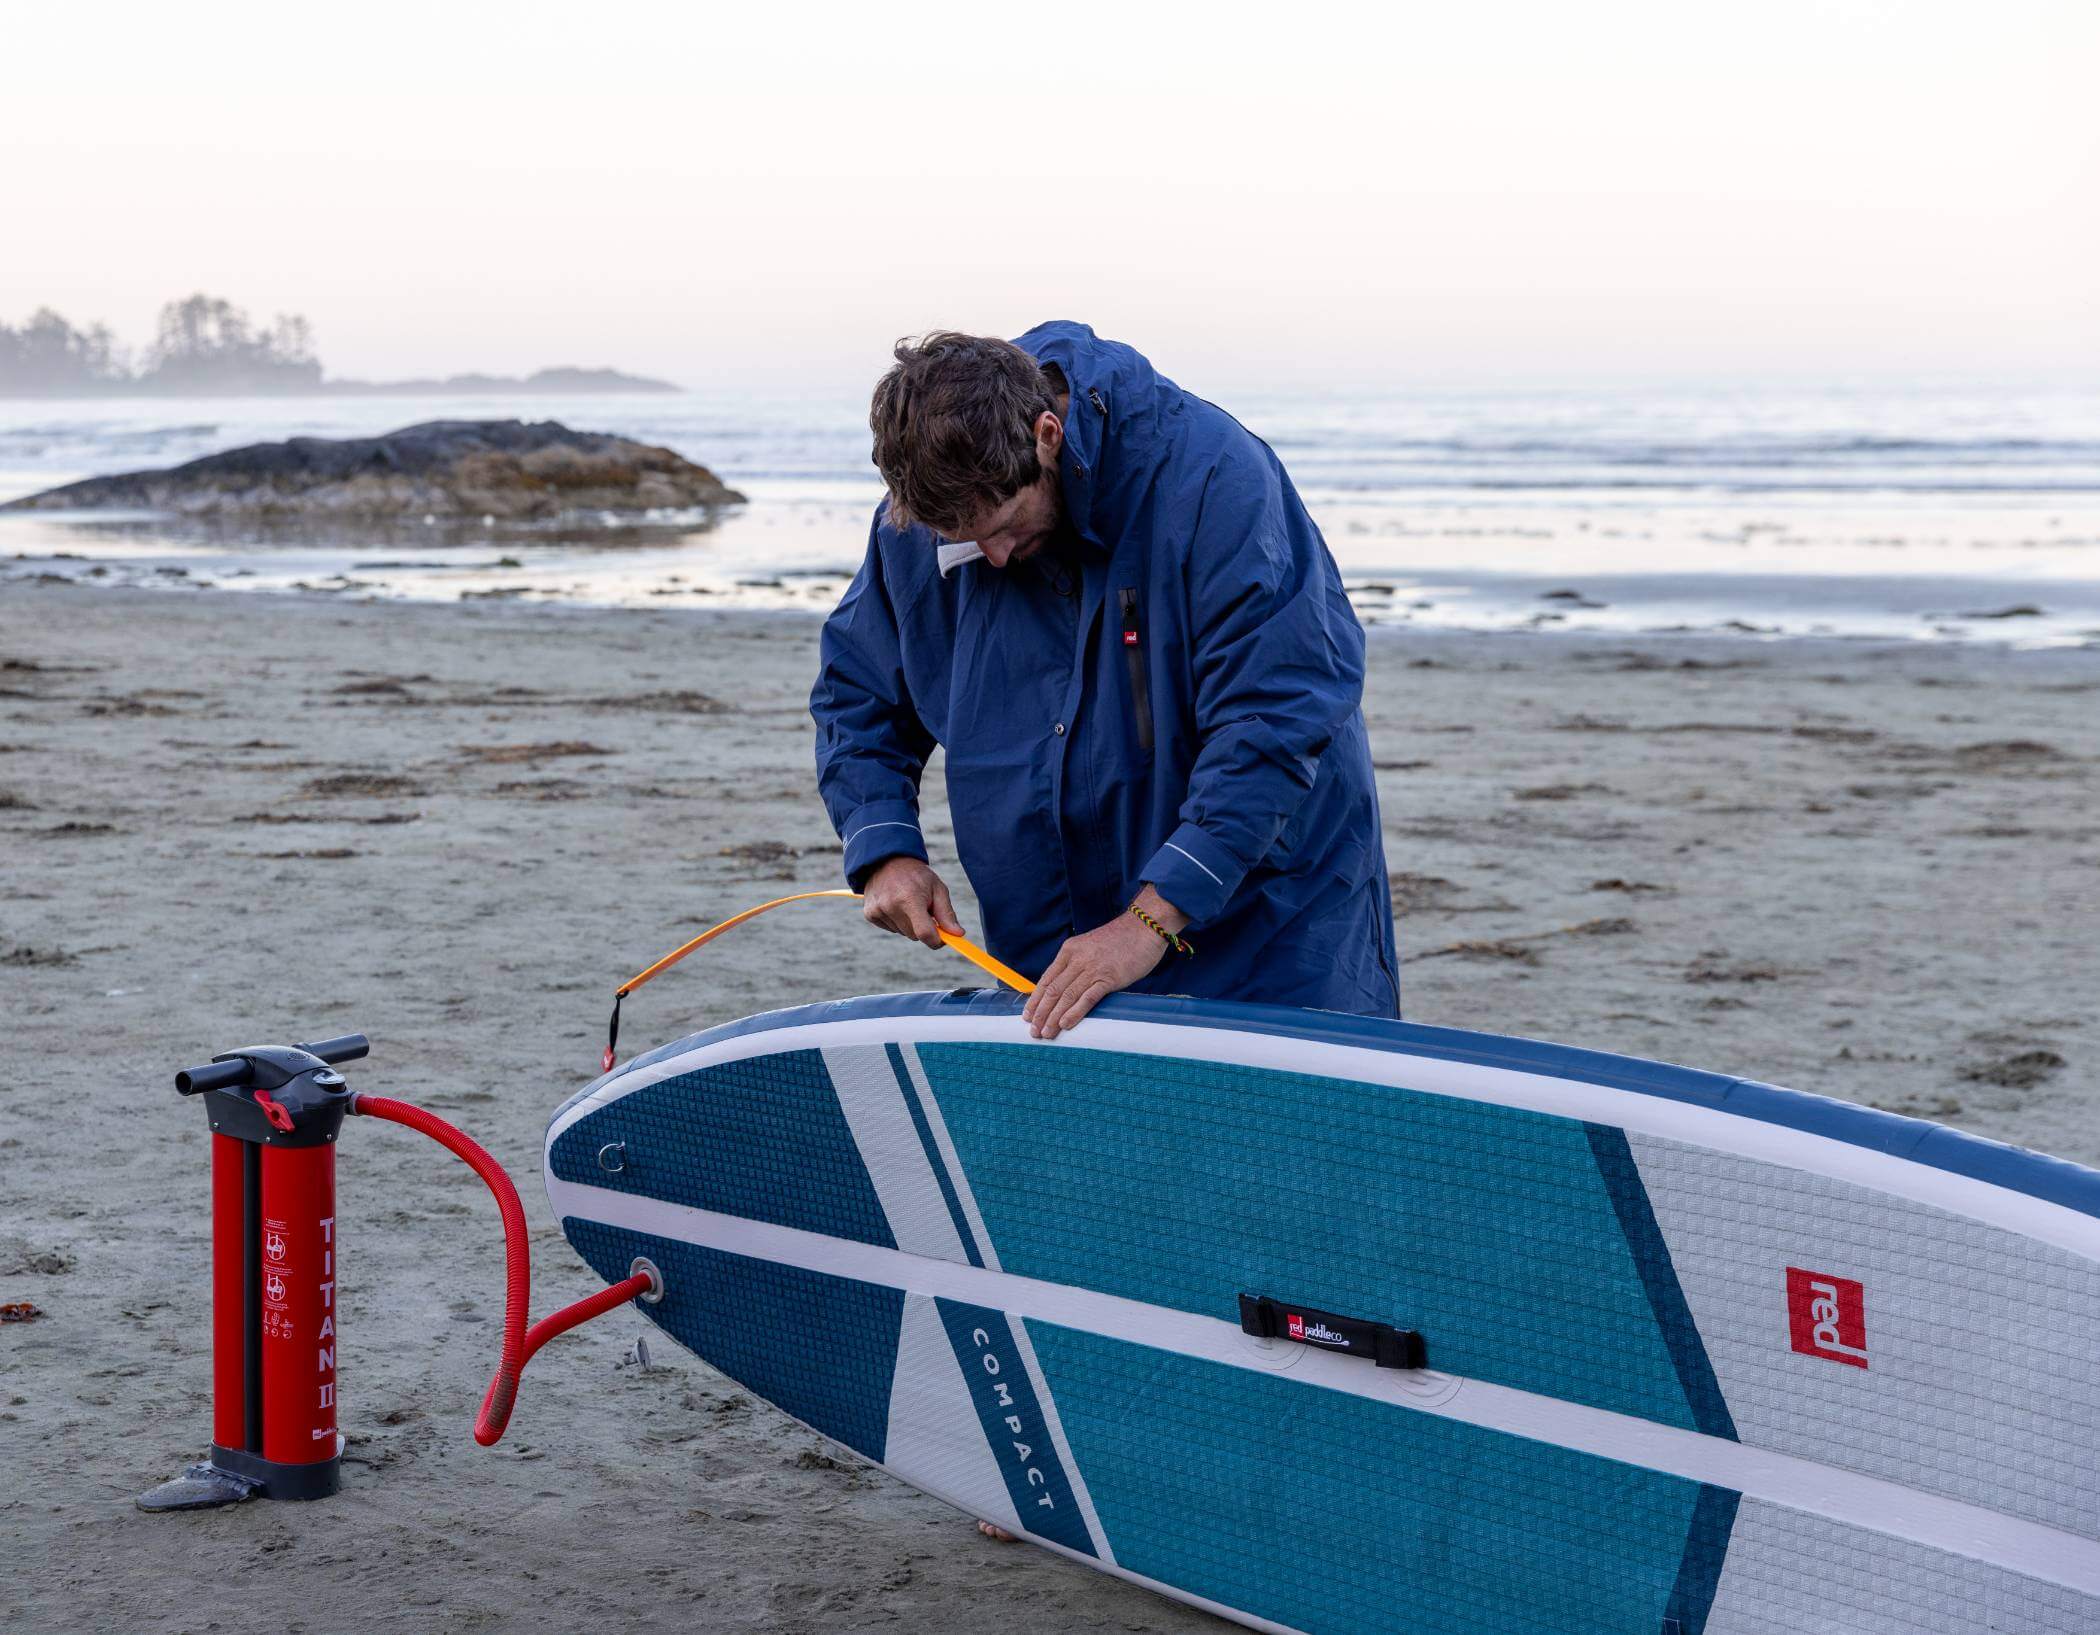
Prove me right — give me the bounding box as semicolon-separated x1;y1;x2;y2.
811;322;1398;1015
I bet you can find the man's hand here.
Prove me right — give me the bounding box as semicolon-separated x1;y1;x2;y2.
1023;888;1187;1040
861;856;964;950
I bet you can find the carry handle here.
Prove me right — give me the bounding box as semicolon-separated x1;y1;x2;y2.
1238;1294;1427;1370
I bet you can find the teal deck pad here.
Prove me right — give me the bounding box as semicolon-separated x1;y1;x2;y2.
1026;1319;1739;1635
918;1041;1707;1431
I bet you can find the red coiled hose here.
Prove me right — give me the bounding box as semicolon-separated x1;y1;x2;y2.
349;1093;655;1446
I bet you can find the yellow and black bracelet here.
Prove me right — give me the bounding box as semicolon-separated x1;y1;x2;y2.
1130;903;1194;957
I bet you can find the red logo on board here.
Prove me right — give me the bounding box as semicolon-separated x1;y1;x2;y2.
1786;1267;1868;1369
1286;1312;1305;1340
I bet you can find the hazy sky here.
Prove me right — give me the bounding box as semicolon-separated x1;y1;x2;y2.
4;0;2095;389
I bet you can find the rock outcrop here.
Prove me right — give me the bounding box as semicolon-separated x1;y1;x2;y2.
2;420;745;520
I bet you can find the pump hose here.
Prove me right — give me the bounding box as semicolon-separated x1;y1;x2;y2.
340;896;1032;1443
348;1093;654;1446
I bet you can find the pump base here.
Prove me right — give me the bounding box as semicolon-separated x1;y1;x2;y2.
137;1443;342;1511
136;1461;259;1512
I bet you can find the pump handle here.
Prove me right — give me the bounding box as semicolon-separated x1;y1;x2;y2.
174;1034;368;1094
300;1034;370;1065
175;1060;251;1095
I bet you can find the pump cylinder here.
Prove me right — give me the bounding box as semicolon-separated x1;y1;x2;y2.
210;1134;249;1452
258;1144;339;1465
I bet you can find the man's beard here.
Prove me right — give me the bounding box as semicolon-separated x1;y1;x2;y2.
1007;486;1064;563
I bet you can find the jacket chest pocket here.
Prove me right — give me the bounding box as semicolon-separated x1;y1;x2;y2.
1118;586;1154;754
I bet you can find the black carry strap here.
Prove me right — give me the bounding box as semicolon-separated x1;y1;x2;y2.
1238;1293;1427;1370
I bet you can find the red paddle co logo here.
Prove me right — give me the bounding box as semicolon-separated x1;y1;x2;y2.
1284;1311;1348;1348
1786;1266;1868;1369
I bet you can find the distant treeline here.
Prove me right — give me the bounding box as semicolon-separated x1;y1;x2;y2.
0;294;675;398
1;294;321;396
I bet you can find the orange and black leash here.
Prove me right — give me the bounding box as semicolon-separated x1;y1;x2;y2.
603;889;1035;1071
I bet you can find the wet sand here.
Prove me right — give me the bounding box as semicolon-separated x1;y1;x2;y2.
3;581;2096;1633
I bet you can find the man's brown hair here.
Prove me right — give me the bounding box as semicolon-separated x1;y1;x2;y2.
869;332;1056;536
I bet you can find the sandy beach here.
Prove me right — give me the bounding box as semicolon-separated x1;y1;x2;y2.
3;579;2096;1634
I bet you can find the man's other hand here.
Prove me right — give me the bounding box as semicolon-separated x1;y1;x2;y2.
862;856;964;950
1023;911;1170;1040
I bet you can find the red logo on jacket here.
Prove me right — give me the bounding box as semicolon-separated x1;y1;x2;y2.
1786;1266;1868;1368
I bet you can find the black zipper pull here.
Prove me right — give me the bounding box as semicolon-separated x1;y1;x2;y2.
1119;586;1140;647
1089;387;1107;417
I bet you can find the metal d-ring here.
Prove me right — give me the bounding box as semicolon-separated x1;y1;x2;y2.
628;1256;666;1304
596;1141;627;1174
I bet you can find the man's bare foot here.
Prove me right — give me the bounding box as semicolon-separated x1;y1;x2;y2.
977;1520;1017;1542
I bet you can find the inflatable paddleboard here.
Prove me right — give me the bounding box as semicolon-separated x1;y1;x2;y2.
545;991;2100;1634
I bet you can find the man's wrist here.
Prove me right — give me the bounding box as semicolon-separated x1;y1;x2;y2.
1132;883;1189;935
850;848;926;891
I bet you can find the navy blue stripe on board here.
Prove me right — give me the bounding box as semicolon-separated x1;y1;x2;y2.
935;1299;1096;1557
886;1042;985;1268
1662;1484;1743;1635
563;1219;903;1464
1584;1123;1739;1443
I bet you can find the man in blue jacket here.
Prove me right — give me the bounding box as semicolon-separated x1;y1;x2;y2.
811;323;1397;1039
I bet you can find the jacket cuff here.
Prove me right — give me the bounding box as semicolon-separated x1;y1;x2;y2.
1140;822;1242;926
840;801;929;890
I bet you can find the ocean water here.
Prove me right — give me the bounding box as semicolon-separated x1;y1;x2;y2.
1;383;2096;643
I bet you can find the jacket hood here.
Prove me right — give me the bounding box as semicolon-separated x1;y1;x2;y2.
1013;320;1173;549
